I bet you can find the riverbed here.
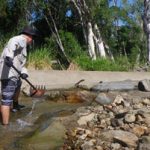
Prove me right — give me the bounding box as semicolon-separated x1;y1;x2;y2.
0;89;91;150
1;86;150;150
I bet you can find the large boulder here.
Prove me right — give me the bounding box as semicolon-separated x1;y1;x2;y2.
91;80;138;92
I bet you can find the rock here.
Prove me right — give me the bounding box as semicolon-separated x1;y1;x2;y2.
142;98;150;105
87;121;96;128
113;130;138;148
136;115;144;122
111;118;120;127
62;90;150;149
76;107;91;116
93;105;104;112
91;80;138;92
123;100;131;107
77;113;95;125
81;140;95;150
100;130;138;148
144;116;150;126
138;143;150;150
79;134;88;140
76;127;85;135
138;79;150;92
111;143;121;150
113;95;124;105
124;113;136;123
133;103;143;109
132;126;147;137
95;146;103;150
140;136;150;144
115;111;128;119
95;93;114;105
47;90;61;99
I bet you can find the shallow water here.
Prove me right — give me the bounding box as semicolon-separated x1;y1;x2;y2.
0;92;87;150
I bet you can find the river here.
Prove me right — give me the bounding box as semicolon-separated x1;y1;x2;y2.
0;90;90;150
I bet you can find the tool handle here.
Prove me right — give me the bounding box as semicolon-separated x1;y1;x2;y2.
11;64;37;90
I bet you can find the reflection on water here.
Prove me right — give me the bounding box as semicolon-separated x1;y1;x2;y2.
0;90;88;150
16;119;33;129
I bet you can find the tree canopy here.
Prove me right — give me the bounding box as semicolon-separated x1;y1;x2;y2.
0;0;148;69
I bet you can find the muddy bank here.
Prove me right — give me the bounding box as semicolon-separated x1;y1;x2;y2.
22;70;150;90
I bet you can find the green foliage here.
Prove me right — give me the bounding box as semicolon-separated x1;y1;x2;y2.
129;47;139;66
117;25;146;65
0;0;147;70
59;30;84;59
44;36;58;59
95;0;146;66
27;47;52;69
0;38;7;52
45;30;85;61
0;0;27;34
0;33;16;53
76;56;131;71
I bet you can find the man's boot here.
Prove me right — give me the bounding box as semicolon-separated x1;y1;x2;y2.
12;101;25;112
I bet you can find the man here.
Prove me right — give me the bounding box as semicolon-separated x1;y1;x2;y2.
0;26;38;126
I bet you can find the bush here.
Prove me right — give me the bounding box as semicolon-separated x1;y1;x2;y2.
45;30;84;60
0;34;13;53
59;30;84;59
76;56;131;71
27;47;52;69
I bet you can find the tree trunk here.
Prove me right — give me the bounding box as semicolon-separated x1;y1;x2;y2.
47;7;70;64
87;22;96;60
70;0;107;59
148;34;150;61
144;0;150;62
71;0;87;43
93;24;106;57
33;0;70;67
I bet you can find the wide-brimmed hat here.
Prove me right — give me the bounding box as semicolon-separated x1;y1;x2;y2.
20;26;39;37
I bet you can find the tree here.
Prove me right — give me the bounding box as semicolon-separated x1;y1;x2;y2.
0;0;147;68
31;0;70;67
144;0;150;62
69;0;106;60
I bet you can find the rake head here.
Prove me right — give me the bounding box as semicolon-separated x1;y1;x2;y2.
30;85;46;97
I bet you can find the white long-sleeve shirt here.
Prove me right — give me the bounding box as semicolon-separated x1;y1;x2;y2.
0;34;28;80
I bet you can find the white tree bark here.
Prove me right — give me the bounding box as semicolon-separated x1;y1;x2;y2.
70;0;107;59
144;0;150;62
87;22;96;60
93;24;106;57
148;34;150;61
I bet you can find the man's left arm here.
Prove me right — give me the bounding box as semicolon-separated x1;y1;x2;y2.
20;67;28;79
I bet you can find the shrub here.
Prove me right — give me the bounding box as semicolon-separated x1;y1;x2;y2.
76;56;131;71
27;47;52;69
45;30;84;60
59;30;84;59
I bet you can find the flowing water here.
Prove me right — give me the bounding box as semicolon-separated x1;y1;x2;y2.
0;90;89;150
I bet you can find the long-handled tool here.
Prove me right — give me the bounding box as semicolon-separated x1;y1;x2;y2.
11;64;45;97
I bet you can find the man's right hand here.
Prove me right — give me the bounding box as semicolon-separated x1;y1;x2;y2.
5;56;13;67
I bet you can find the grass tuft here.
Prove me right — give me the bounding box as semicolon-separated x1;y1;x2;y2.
27;47;52;70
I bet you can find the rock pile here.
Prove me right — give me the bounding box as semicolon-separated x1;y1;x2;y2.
61;90;150;150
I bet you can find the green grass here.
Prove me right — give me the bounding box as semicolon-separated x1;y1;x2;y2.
75;56;132;71
27;47;52;69
27;48;132;71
